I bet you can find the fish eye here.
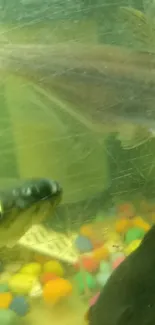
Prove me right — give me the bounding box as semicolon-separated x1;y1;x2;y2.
22;187;32;197
50;181;62;195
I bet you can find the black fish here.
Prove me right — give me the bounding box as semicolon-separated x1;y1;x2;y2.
88;225;155;325
0;178;62;247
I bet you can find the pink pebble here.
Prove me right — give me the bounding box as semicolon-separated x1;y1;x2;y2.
89;292;100;307
112;256;125;270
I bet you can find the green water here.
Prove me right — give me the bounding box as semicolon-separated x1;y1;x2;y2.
0;1;154;325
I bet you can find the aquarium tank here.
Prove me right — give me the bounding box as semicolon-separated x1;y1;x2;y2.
0;0;155;324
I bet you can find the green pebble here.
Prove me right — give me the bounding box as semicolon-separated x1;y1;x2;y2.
100;261;111;273
0;309;20;325
125;227;145;245
74;271;96;294
0;283;10;293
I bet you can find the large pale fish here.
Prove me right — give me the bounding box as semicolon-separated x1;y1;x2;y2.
0;43;155;148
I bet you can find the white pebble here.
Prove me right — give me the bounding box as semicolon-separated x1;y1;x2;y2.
29;282;42;298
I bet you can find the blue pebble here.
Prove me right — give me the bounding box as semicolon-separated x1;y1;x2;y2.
9;296;30;317
100;261;111;273
0;283;10;293
75;235;93;253
96;272;111;287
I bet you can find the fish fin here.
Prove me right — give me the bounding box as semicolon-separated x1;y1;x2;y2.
118;126;152;149
117;306;133;325
120;7;155;46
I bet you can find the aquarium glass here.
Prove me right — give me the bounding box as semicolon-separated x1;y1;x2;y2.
0;0;154;324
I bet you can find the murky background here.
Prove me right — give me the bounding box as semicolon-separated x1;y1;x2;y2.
0;0;154;324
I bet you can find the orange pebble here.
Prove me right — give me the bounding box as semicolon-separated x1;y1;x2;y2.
40;272;58;285
43;278;72;304
117;203;135;218
0;292;12;308
80;224;94;238
133;216;150;232
75;256;99;273
115;219;131;233
92;246;109;262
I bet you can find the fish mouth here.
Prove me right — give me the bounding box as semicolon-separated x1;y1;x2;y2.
0;178;63;248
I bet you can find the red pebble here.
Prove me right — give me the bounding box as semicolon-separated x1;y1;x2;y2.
40;272;59;285
74;256;99;273
112;256;125;270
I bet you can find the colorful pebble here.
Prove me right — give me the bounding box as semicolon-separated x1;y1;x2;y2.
0;283;10;293
0;273;11;284
43;278;72;304
20;263;42;277
9;296;30;317
0;309;19;325
110;252;125;262
75;256;99;273
89;292;100;307
112;256;125;270
75;235;93;253
8;273;37;295
115;218;131;233
80;224;94;238
125;227;145;245
99;261;111;273
0;293;12;309
92;246;109;262
117;203;135;219
43;260;64;277
0;204;148;314
29;282;42;298
40;272;58;285
125;239;142;256
96;271;111;287
74;271;96;294
132;216;150;231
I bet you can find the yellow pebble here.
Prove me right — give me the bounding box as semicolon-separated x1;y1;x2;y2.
20;263;42;276
43;260;64;277
125;239;141;256
43;278;72;304
80;224;94;238
133;216;150;232
92;246;109;261
0;292;13;309
9;273;37;295
0;272;11;284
